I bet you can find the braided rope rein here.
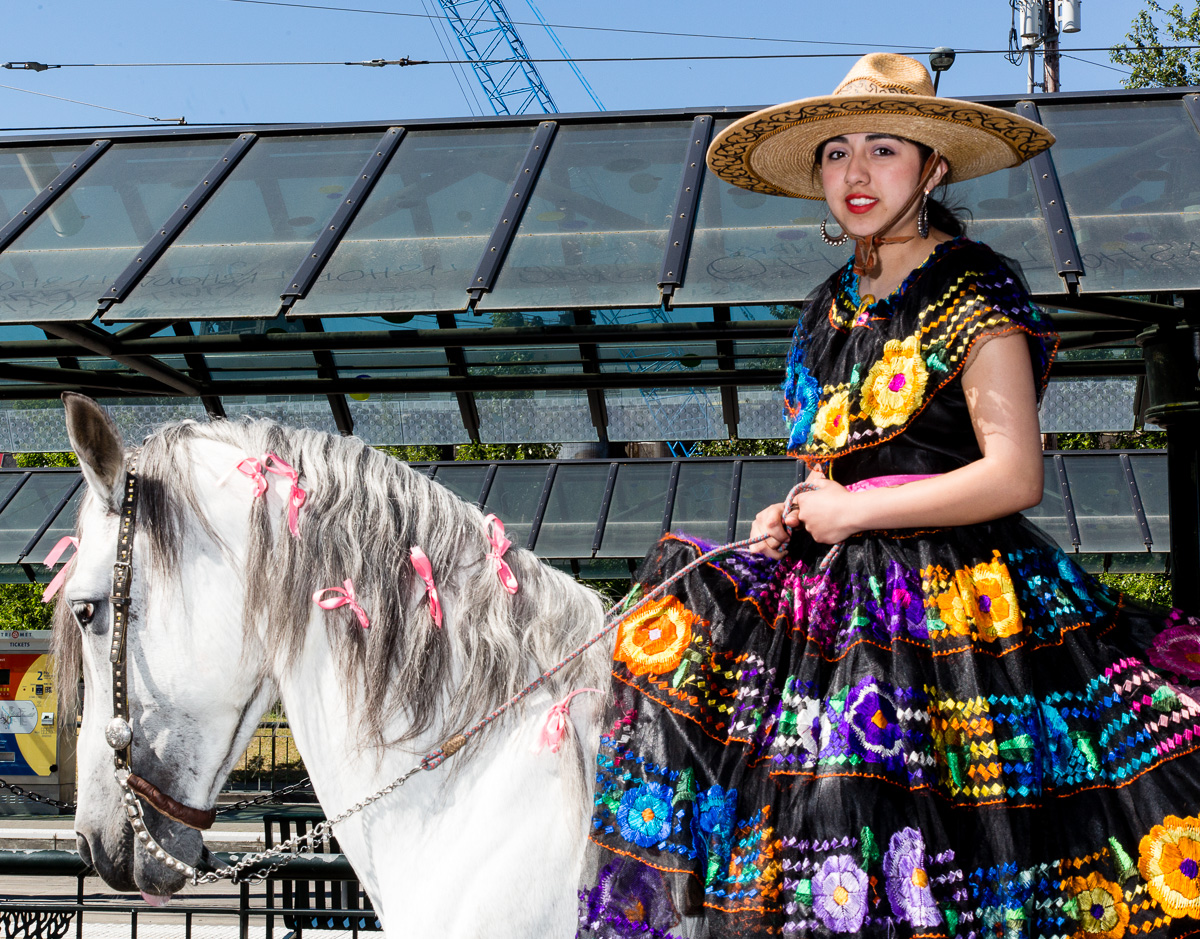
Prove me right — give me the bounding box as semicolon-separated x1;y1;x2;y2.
174;480;833;884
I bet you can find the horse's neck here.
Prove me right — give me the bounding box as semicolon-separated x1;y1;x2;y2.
273;619;604;934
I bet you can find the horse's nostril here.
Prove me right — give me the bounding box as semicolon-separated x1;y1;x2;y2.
76;833;93;868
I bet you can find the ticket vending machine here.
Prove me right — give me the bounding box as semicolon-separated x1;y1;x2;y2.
0;630;74;815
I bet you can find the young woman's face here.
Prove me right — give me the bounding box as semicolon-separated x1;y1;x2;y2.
819;133;943;237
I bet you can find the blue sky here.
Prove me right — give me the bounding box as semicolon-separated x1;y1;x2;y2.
0;0;1152;131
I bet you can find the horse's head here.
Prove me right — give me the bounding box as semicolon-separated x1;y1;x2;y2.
59;394;275;899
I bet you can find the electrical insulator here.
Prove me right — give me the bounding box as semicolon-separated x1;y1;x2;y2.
1020;0;1045;44
1057;0;1081;33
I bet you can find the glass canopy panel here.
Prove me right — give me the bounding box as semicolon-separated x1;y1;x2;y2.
0;401;73;452
0;145;95;230
1038;100;1200;293
96;397;209;446
738;386;787;440
27;484;84;563
531;462;610;556
348;393;469;445
1127;452;1169;548
736;459;802;540
598;462;671;558
605;387;725;441
944;162;1059;294
481;463;551;548
1064;453;1144;552
670;461;733;542
477;122;694;311
291;128;533;317
0;140;232;324
0;473;78;563
430;464;487;505
112;134;378;320
1022;455;1073;551
1039;377;1136;433
219;396;339;434
477;391;596;444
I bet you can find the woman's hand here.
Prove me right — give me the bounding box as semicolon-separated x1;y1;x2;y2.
789;468;860;545
748;502;793;559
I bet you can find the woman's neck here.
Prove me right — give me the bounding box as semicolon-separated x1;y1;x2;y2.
856;229;953;301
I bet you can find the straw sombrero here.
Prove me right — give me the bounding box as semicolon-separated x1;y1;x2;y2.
706;53;1055;200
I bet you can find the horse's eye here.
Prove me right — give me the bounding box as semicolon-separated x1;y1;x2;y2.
71;601;95;629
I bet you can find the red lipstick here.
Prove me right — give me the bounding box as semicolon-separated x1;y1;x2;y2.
845;193;878;215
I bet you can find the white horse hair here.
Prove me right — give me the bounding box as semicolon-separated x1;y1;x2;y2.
53;393;613;937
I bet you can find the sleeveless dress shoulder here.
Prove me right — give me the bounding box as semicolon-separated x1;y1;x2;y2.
577;237;1200;939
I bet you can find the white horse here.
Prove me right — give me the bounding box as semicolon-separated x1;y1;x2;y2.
52;392;614;937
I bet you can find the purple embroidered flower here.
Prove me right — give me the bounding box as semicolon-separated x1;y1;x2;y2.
846;675;905;770
579;857;681;935
617;782;674;848
883;827;942;927
885;561;928;639
812;854;869;932
1149;622;1200;679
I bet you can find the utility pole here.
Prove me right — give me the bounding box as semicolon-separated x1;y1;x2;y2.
1013;0;1078;93
1043;0;1061;92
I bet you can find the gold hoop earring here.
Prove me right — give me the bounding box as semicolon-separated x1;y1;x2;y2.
820;216;847;247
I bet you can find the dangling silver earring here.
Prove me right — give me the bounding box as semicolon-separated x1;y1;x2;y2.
917;190;930;239
820;215;847;247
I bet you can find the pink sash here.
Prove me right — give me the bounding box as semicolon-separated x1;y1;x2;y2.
844;473;940;492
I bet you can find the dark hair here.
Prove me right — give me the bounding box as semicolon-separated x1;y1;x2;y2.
814;136;968;238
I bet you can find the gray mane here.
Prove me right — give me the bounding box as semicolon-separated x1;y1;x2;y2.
57;419;610;772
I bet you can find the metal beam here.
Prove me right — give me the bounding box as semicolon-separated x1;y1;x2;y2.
659;115;713;303
1016;100;1085;294
572;310;608;443
0;361;168;394
1038;294;1182;325
467;121;557;306
37;322;203;396
0;140;111;255
98;133;257;311
281;127;406;310
301;318;353;436
438;312;479;442
171;322;225;418
713;306;739;438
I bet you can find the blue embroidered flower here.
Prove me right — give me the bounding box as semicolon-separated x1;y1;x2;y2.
883;827;942;927
617;782;674;848
782;327;821;451
694;785;736;843
846;675;905;770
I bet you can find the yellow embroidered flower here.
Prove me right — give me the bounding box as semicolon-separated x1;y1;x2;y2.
923;566;972;638
1066;872;1129;939
615;595;698;677
861;335;929;428
970;553;1021;640
1139;814;1200;919
813;390;851;450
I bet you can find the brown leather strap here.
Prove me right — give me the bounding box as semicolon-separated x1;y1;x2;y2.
127;772;217;831
850;150;942;277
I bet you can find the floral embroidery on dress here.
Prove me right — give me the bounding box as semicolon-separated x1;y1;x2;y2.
811;854;869;932
883;827;942;927
617;782;675;848
1147;621;1200;679
1065;871;1130;939
861;334;929;427
812;389;852;450
1138;814;1200;919
614;595;699;677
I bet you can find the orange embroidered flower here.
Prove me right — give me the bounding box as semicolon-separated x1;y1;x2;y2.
1139;815;1200;919
924;566;973;638
861;335;928;428
813;390;851;450
970;553;1021;640
1066;872;1129;939
615;595;698;676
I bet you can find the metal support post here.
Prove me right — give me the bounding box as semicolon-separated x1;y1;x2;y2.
659;115;713;303
1017;100;1084;293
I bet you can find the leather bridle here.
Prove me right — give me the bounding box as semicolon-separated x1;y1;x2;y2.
102;460;217;833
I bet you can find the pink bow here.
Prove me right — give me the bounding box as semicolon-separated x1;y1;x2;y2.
312;578;370;629
237;457;268;498
409;547;443;628
484;514;519;595
263;452;307;538
535;688;603;754
41;536;79;603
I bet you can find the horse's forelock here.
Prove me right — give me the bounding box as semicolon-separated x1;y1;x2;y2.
128;418;609;768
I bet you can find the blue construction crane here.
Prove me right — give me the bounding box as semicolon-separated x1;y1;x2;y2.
434;0;603;115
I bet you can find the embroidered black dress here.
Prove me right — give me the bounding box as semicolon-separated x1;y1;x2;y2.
577;237;1200;939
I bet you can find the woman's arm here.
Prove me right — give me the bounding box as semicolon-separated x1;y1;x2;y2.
749;332;1045;555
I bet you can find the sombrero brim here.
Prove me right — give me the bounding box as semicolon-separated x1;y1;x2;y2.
706;94;1056;200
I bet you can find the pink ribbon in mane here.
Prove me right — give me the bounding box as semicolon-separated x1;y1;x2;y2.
236;457;268;498
41;536;79;603
483;514;519;595
312;578;370;629
263;452;307;538
535;688;604;754
409;547;443;628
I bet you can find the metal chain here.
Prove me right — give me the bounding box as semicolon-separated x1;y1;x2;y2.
215;777;314;814
0;777;77;811
119;481;832;884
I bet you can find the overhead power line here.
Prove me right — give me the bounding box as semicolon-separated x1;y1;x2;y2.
0;81;185;123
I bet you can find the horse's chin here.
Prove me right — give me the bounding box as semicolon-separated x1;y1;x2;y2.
77;815;203;897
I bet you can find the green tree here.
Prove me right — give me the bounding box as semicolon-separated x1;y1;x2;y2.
0;584;54;630
1110;1;1200;88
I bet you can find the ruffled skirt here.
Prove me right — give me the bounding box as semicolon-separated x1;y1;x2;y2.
578;517;1200;939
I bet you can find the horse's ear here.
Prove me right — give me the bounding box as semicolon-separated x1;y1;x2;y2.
63;392;125;512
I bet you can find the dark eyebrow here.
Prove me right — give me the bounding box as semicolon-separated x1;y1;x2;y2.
864;134;904;143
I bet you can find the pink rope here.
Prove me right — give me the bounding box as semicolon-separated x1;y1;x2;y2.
410;547;444;628
312;579;370;629
41;536;79;603
484;514;519;595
